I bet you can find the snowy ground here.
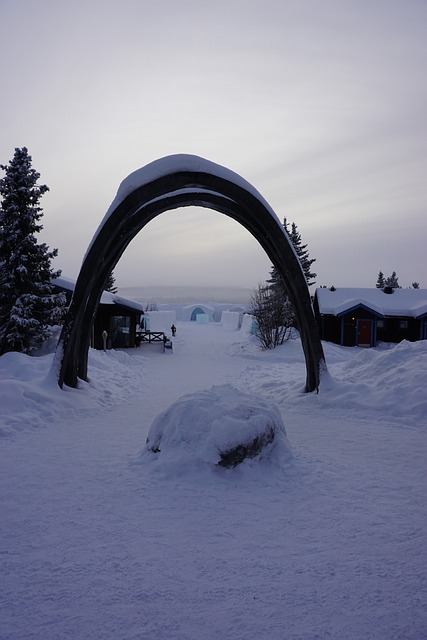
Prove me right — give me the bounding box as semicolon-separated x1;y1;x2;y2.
1;322;426;640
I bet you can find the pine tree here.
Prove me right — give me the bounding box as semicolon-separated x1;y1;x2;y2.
376;271;385;288
289;221;317;286
267;217;316;297
255;217;315;349
267;218;290;300
104;271;118;294
0;147;66;355
384;271;400;289
411;282;420;289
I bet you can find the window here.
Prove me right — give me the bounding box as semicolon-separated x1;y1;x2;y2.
399;320;408;329
377;320;384;328
113;315;130;330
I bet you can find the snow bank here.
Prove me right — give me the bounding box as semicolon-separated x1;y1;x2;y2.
143;384;292;472
319;339;427;423
0;348;147;437
235;336;427;427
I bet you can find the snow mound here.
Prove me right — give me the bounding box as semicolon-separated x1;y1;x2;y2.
143;384;292;470
319;339;427;424
0;348;147;436
234;338;427;428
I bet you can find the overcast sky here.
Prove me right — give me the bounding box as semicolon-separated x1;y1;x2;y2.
1;0;426;291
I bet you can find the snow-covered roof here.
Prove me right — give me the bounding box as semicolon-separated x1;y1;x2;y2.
52;276;145;313
52;275;75;292
315;287;427;318
109;294;145;313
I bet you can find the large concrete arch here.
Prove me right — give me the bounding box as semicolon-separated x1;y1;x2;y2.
55;155;325;391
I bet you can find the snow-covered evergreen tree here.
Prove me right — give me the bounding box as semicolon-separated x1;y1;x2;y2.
267;217;291;300
257;217;315;349
384;271;400;289
267;217;316;296
376;270;385;288
0;147;66;355
289;221;317;286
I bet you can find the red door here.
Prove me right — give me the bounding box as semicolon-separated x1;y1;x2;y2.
357;320;372;347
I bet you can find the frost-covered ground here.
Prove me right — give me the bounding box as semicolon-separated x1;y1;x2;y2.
1;321;426;640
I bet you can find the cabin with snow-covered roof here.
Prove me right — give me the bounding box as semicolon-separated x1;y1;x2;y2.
53;276;146;349
314;287;427;347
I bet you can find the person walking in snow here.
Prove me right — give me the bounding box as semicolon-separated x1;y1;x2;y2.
171;324;176;337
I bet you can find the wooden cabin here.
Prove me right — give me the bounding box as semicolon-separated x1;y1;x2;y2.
52;276;145;350
314;287;427;347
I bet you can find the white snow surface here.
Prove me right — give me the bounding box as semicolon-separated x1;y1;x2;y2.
1;321;426;639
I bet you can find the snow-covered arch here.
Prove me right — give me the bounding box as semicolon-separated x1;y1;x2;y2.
55;155;325;391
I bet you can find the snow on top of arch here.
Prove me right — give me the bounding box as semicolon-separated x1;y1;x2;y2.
85;154;289;258
107;154;278;219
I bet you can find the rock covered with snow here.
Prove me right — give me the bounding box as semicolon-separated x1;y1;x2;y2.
144;384;291;468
